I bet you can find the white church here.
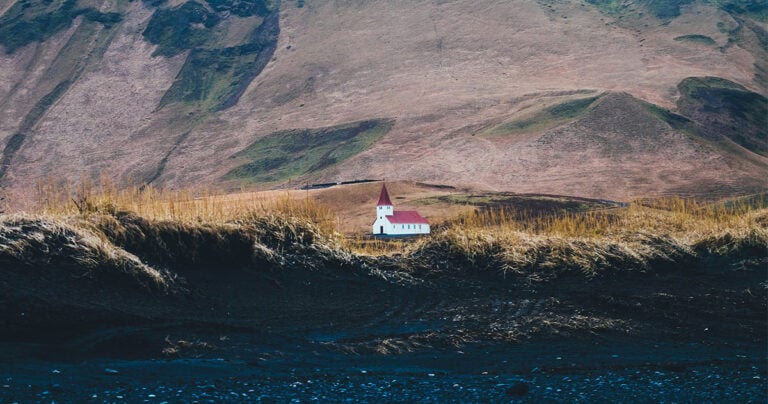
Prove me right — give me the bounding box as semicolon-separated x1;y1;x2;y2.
372;184;430;236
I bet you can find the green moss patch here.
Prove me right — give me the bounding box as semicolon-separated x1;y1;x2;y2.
586;0;692;20
674;34;716;45
713;0;768;22
141;0;272;57
158;11;279;110
142;1;220;57
225;119;395;184
205;0;270;17
159;43;264;108
640;101;693;132
677;76;768;155
483;96;600;136
678;77;765;125
144;1;279;110
586;0;768;22
0;0;122;54
545;97;600;118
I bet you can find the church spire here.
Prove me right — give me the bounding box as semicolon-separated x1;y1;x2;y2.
377;183;392;206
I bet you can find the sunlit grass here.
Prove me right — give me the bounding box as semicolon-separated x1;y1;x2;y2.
8;176;766;264
444;195;766;241
26;175;334;229
409;194;767;275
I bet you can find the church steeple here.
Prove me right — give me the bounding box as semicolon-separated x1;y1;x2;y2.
376;184;393;216
377;184;393;206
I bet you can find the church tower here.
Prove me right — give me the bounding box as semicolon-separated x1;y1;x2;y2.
376;183;393;217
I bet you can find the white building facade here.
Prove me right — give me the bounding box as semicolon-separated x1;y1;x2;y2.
371;184;430;236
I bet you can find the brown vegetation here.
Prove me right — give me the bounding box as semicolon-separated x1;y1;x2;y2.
3;179;765;278
411;195;767;277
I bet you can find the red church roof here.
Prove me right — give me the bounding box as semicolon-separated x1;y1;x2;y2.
387;210;429;224
377;184;393;206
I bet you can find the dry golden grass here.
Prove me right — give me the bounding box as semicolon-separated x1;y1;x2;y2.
445;195;766;241
27;175;338;232
9;177;767;269
18;178;459;255
0;214;174;290
407;194;767;276
343;235;413;256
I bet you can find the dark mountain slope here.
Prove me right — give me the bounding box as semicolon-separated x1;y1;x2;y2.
676;77;768;156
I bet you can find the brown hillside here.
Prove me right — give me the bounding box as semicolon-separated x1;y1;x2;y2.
0;0;766;201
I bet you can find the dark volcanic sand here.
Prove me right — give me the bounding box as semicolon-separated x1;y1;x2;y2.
0;339;765;402
1;256;766;402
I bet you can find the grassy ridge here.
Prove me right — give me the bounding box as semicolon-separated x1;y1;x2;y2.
142;2;220;57
677;77;768;155
674;34;717;45
713;0;768;21
586;0;768;22
0;0;121;54
141;0;272;57
482;96;600;136
1;184;765;354
225;119;395;184
585;0;693;20
0;183;345;298
4;179;765;281
142;0;277;110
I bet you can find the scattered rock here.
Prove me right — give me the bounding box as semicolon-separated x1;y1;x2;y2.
506;382;529;397
661;363;687;373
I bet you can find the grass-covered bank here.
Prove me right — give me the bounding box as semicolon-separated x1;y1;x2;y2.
0;182;765;345
410;196;767;276
3;180;766;279
5;201;764;282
